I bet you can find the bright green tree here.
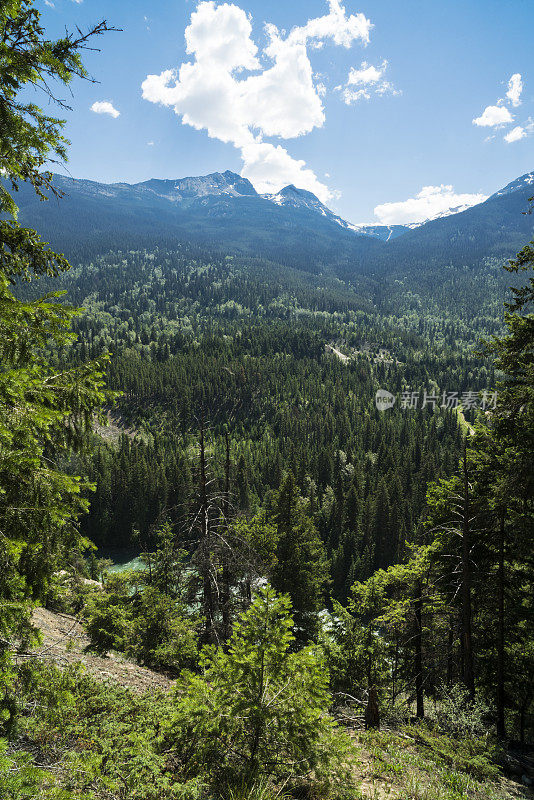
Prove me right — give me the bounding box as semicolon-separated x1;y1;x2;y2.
165;585;353;791
1;0;112;219
0;0;113;727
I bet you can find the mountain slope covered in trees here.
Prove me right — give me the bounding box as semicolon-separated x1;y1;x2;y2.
1;3;533;799
12;169;534;276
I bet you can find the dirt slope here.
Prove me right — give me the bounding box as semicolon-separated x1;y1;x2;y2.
30;607;173;694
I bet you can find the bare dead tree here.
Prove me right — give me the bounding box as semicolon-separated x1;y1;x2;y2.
221;430;232;643
461;443;475;698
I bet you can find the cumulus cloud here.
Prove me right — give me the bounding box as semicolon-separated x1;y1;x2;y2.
504;118;534;144
90;101;120;118
338;59;399;104
473;104;513;128
506;73;523;107
504;125;526;143
374;185;488;225
473;73;529;139
141;0;372;201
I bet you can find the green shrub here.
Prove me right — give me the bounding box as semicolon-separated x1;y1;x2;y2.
225;777;290;800
164;585;355;793
427;684;491;738
85;594;132;655
128;587;198;673
403;721;499;780
8;591;354;798
0;740;62;800
15;662;205;800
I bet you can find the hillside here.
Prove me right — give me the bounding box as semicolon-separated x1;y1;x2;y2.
12;171;381;272
12;170;534;278
20;607;533;800
381;172;534;277
2;3;534;800
30;607;173;693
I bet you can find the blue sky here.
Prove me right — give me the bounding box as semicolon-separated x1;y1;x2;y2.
38;0;534;224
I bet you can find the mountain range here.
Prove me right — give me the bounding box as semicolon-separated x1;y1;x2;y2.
12;169;534;276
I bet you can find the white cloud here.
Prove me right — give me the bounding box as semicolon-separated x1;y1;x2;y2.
374;184;488;225
141;0;372;201
506;73;523;107
240;140;331;197
147;140;155;146
282;0;371;49
473;73;528;139
90;101;120;118
504;125;526;143
473;106;514;128
347;60;385;85
504;118;534;143
342;88;370;103
473;104;513;127
338;59;399;104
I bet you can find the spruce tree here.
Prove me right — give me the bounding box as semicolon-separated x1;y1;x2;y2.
0;0;113;725
271;473;328;641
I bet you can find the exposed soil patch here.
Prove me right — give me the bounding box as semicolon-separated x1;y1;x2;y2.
94;409;138;444
28;607;173;695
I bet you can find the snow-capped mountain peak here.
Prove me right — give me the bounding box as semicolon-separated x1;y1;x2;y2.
490;171;534;199
263;185;329;215
136;171;258;200
47;167;533;245
262;185;383;234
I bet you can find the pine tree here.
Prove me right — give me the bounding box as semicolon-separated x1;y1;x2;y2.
0;0;113;726
272;473;328;641
372;479;391;571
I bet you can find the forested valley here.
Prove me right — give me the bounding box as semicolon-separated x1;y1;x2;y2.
1;3;533;799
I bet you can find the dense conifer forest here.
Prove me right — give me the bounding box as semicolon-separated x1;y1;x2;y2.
0;2;532;799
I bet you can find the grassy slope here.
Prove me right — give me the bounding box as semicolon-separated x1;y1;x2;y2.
350;729;532;800
19;610;533;800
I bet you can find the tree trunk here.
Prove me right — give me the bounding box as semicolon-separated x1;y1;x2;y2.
392;630;399;706
447;614;454;686
415;578;425;718
248;635;266;774
519;702;527;746
199;418;216;643
496;509;506;738
461;444;475;697
221;431;232;643
365;686;380;730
